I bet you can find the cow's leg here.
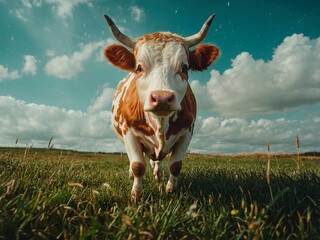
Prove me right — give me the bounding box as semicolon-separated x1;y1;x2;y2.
123;132;146;203
150;160;163;182
166;132;192;193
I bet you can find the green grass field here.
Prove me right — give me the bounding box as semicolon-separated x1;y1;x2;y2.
1;147;320;239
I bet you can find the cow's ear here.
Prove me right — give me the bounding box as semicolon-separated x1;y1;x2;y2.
104;44;136;71
189;44;219;71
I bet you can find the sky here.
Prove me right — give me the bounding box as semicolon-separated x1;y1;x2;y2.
0;0;319;154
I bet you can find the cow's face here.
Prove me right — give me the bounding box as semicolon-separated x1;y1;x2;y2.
104;34;219;116
134;38;189;116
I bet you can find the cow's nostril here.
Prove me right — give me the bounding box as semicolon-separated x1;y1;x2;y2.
149;91;176;112
167;94;175;104
150;93;158;105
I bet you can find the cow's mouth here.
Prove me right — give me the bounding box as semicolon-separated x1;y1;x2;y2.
150;109;175;117
145;107;176;117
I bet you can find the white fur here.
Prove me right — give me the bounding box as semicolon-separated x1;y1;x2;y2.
135;41;188;112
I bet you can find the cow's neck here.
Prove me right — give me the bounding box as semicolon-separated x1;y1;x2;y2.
145;112;171;159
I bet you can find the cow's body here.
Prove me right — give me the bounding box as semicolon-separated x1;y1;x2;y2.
112;72;196;161
103;14;219;202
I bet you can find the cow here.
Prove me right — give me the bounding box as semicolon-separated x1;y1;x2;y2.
103;14;219;202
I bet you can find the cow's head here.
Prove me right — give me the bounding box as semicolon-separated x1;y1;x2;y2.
104;14;219;117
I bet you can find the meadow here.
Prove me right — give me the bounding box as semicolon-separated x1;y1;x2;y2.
1;147;320;239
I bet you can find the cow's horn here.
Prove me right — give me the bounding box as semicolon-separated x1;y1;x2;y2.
104;15;137;49
184;14;216;47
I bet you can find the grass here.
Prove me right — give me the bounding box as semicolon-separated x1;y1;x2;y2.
1;148;320;239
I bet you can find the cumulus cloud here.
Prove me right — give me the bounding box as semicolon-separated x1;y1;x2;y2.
191;34;320;117
45;0;93;19
130;6;144;22
32;0;42;7
0;55;37;81
0;65;20;81
45;40;110;80
0;96;122;152
21;0;33;8
45;49;55;57
22;55;37;75
191;115;320;154
11;0;42;22
88;85;115;114
11;8;28;22
12;0;92;20
0;96;318;154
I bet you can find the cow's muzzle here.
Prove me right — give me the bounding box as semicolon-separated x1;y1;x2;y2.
147;90;176;116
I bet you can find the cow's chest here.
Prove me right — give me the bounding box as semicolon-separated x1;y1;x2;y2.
113;110;188;160
133;124;186;160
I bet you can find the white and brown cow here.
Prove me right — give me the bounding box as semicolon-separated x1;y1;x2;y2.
103;14;219;202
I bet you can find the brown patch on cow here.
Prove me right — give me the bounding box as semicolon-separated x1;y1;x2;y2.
114;124;121;136
114;80;127;100
138;32;184;45
113;74;154;137
122;74;155;136
113;85;127;137
189;44;219;71
166;84;196;140
104;44;136;71
178;71;188;81
131;162;146;177
170;161;182;176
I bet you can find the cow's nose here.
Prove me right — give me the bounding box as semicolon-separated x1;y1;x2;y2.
149;90;175;111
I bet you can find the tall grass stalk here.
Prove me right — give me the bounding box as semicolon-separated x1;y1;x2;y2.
296;135;301;172
23;144;32;160
266;142;273;201
48;137;54;150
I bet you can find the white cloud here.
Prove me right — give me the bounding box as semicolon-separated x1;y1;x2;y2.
45;39;110;80
0;55;37;81
12;0;91;21
0;96;122;152
21;0;33;8
32;0;42;7
11;0;42;22
130;6;144;22
9;70;21;79
22;55;37;75
45;49;55;57
45;0;93;19
11;8;28;22
191;115;320;154
88;85;115;114
0;96;318;154
191;34;320;117
0;65;20;81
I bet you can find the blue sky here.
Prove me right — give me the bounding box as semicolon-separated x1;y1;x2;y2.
0;0;319;153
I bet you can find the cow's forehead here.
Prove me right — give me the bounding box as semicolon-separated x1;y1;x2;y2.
138;32;185;45
135;33;188;66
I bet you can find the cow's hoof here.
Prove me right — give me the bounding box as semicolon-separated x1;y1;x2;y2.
130;189;141;204
150;160;162;182
154;171;162;182
149;160;155;169
165;181;176;193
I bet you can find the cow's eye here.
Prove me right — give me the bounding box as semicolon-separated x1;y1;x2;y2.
136;65;143;72
181;64;189;74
